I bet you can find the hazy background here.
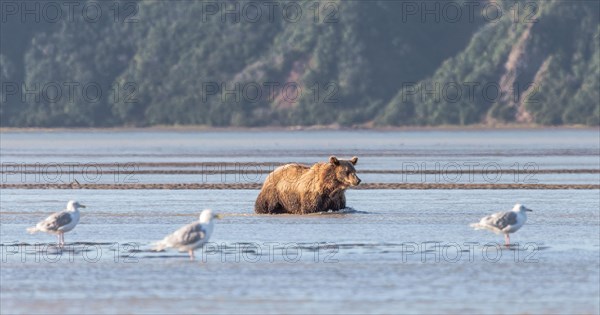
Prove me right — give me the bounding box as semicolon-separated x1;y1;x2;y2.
1;0;598;127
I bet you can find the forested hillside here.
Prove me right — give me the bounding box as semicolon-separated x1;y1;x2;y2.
1;0;598;127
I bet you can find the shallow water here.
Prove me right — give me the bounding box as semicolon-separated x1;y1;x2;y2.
1;130;599;314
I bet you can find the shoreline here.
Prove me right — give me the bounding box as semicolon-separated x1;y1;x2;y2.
1;124;597;133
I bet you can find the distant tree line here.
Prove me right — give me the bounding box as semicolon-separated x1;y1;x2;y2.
1;0;598;127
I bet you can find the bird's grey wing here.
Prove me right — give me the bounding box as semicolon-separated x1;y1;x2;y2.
168;223;206;246
487;211;518;229
40;211;72;231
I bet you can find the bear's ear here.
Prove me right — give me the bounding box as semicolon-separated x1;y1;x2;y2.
350;156;358;165
329;156;340;165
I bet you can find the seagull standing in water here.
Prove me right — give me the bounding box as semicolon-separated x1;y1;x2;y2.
153;209;221;260
470;204;533;246
27;200;86;246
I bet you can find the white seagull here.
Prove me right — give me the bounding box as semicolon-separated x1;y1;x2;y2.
470;203;533;246
27;200;86;246
153;209;221;260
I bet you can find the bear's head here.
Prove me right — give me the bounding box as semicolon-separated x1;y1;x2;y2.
329;156;361;186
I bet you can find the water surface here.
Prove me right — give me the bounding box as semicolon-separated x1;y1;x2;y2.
1;130;599;314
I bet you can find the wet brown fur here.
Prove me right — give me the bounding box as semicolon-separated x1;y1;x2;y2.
255;156;361;214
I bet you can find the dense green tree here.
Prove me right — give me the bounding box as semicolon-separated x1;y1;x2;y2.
0;0;597;127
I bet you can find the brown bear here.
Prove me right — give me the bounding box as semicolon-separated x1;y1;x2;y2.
254;156;361;214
